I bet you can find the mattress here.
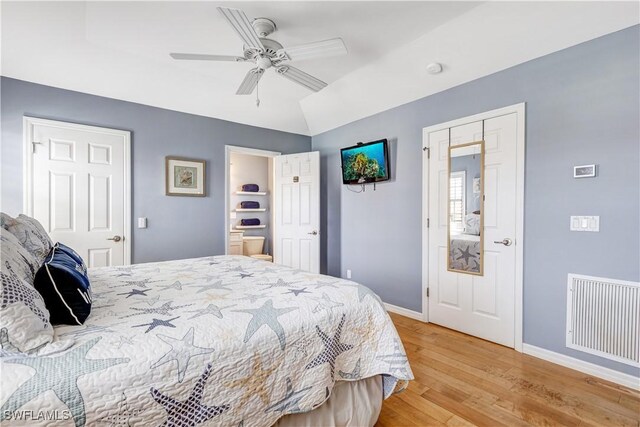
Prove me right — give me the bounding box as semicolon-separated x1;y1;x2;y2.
0;255;412;426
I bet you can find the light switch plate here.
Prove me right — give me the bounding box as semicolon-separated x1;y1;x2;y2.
570;216;599;232
138;217;147;228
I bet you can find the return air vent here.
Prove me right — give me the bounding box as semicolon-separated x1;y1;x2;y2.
566;274;640;367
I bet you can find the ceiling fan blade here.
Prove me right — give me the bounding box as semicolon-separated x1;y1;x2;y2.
170;53;246;62
277;38;347;62
236;68;264;95
276;66;327;92
217;7;265;51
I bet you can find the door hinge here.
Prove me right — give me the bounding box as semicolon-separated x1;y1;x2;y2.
426;218;430;228
426;288;430;298
423;147;430;158
31;140;43;153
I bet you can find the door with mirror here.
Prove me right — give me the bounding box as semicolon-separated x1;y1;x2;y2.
427;113;518;347
448;141;484;275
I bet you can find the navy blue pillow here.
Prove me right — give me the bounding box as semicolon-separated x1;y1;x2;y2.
56;242;85;270
34;244;91;325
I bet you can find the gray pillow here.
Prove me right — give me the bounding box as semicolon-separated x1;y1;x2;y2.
4;214;53;263
0;228;39;281
0;228;53;353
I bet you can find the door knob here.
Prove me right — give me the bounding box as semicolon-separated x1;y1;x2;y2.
493;238;512;246
107;235;122;242
307;230;318;236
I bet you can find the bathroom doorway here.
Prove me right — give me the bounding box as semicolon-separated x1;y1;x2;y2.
224;146;280;261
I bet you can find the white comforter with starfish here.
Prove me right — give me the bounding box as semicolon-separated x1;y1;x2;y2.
0;255;413;427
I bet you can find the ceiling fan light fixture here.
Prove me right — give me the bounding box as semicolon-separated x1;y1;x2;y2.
256;56;273;70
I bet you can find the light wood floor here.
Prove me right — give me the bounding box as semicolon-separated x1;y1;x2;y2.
376;313;640;427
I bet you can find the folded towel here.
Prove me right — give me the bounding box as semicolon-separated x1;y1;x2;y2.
240;201;260;209
241;218;261;226
241;184;260;192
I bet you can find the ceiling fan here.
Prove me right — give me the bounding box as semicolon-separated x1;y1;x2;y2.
170;7;347;105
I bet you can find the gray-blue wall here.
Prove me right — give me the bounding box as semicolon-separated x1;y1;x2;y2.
312;25;639;376
1;77;311;263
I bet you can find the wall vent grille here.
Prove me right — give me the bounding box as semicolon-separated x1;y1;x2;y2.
566;274;640;367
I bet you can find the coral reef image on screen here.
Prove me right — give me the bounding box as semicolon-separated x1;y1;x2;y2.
341;142;388;183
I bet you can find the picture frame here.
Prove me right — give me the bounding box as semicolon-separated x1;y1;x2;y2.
165;156;206;197
473;177;481;194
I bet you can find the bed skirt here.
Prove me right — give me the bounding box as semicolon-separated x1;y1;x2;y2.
275;375;383;427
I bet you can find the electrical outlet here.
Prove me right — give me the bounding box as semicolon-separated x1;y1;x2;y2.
346;269;352;279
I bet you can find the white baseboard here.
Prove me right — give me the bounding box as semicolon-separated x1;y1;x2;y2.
522;344;640;391
383;302;424;322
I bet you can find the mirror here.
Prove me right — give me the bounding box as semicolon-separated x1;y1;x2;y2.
448;141;484;275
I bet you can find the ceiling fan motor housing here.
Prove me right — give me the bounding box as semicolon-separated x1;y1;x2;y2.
244;38;285;67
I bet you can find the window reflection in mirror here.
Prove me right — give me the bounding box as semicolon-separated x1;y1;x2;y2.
448;141;484;275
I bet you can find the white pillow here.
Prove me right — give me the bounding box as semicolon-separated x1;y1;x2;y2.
464;213;481;236
4;214;53;264
0;228;54;353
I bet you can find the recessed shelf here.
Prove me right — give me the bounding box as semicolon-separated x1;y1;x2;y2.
236;191;268;196
235;208;267;212
235;225;267;229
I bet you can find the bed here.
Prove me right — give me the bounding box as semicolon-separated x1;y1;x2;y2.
1;255;413;426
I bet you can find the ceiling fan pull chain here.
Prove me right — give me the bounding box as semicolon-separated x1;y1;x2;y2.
256;79;261;108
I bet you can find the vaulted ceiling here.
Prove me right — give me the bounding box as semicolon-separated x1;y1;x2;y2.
1;2;638;135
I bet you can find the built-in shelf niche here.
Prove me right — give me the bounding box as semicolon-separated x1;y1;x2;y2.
235;191;268;196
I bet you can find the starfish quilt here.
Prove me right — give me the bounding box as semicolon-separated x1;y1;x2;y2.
1;255;413;426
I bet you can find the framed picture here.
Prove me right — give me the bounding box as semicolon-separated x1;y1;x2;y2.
473;177;481;194
165;156;206;197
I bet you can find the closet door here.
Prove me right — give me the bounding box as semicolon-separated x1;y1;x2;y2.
25;117;130;267
427;114;518;347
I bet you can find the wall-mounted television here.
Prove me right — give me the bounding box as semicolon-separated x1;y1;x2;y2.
340;139;390;185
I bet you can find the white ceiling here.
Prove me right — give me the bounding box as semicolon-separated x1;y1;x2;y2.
301;1;640;134
1;2;638;136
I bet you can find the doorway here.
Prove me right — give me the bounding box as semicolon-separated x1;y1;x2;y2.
422;103;525;350
224;146;321;273
225;146;279;261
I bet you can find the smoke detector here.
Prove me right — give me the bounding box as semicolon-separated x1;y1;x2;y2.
426;63;443;74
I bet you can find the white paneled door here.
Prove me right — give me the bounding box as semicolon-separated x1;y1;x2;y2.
426;112;520;347
24;117;130;267
273;151;320;273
